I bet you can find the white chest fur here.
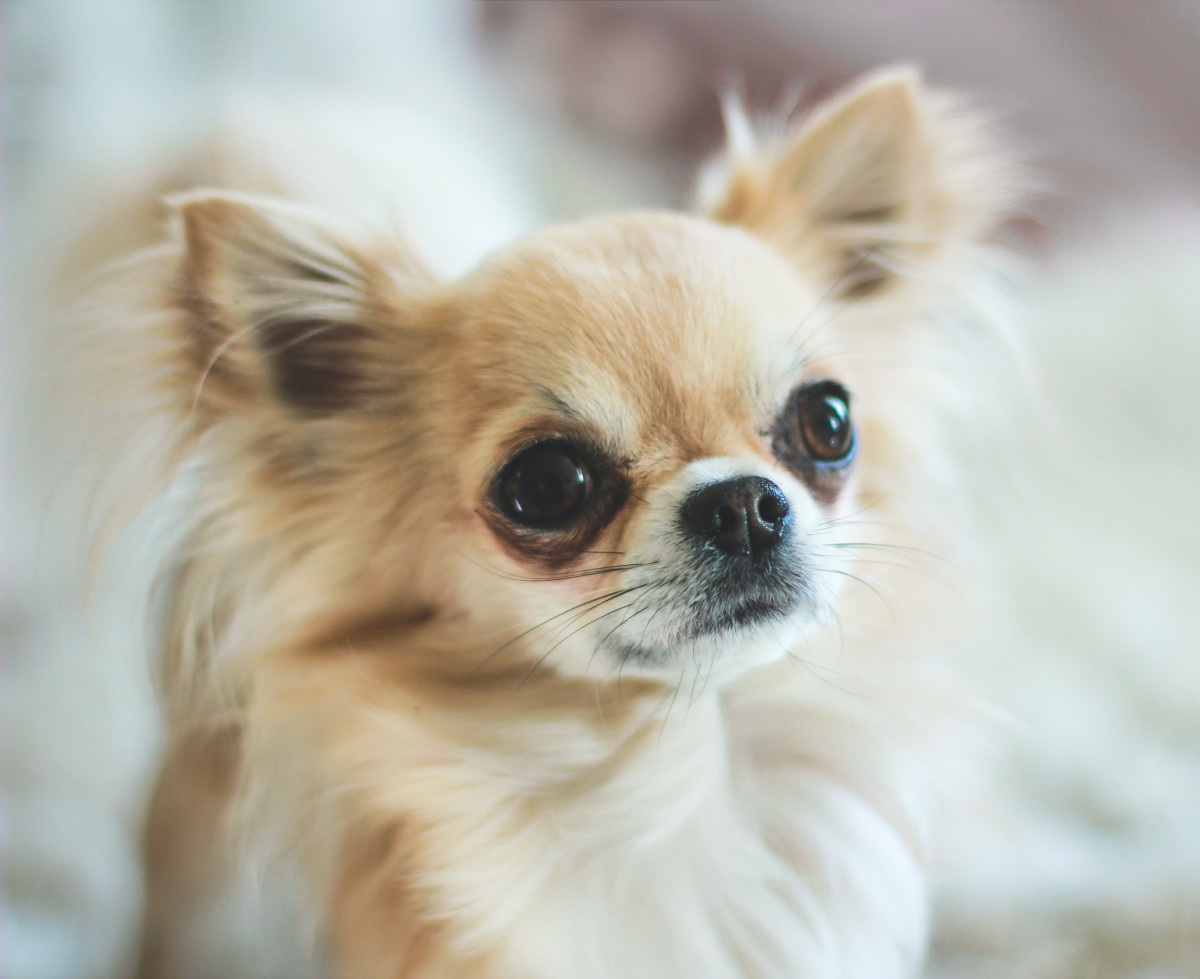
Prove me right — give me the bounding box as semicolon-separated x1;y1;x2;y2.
318;672;933;979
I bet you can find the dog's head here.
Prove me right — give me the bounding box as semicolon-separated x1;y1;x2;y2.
159;69;1009;688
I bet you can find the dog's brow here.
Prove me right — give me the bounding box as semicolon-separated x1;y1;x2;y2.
534;387;581;420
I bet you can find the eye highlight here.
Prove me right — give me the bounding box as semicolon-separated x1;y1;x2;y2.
796;382;855;464
496;440;595;528
771;379;857;503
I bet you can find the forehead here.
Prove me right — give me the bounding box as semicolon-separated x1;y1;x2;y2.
454;212;822;453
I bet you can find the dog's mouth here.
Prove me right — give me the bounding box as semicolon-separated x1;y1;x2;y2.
680;595;796;640
601;588;805;668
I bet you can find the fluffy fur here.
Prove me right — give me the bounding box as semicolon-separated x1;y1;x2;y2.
100;69;1015;978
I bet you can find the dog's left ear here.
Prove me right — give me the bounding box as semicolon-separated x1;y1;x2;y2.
703;67;1012;298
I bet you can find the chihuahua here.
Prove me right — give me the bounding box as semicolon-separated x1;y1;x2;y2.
109;68;1013;979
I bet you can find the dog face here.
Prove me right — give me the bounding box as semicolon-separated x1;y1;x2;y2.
441;213;859;680
163;68;1006;688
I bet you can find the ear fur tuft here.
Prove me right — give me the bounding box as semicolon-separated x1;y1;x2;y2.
702;66;1015;299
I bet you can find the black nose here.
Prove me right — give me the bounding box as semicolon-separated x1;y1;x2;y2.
682;476;791;559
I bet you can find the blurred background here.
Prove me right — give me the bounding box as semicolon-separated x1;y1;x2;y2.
4;2;1199;977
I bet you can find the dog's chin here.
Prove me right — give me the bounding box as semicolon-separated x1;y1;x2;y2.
680;597;796;642
595;597;815;685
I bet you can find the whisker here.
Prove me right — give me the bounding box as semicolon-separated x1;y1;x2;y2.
521;583;655;686
830;556;962;598
632;599;669;659
778;628;864;697
789;244;883;346
538;585;649;650
816;536;966;598
784;617;878;697
496;563;653;583
542;563;655;582
813;500;885;529
458;550;655;583
827;606;848;667
586;598;664;677
471;585;643;675
518;598;642;688
592;603;661;680
829;553;950;577
823;539;957;568
592;602;649;655
789;650;876;700
684;642;709;720
695;640;717;702
820;561;912;614
817;567;903;621
658;669;686;743
617;645;633;701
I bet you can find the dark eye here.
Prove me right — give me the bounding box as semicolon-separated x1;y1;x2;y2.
497;441;595;528
796;382;855;464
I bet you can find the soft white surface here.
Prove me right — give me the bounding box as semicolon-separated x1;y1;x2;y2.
930;216;1200;977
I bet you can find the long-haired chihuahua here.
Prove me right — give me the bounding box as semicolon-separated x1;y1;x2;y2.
99;68;1014;979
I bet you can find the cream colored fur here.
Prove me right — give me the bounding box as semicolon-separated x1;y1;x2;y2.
94;69;1016;978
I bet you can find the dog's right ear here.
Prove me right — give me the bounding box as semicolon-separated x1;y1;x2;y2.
169;191;433;419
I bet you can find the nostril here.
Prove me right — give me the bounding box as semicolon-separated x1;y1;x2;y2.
757;492;787;525
715;503;738;533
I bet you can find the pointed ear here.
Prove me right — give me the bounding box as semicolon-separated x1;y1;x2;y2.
702;67;1013;298
171;191;432;417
